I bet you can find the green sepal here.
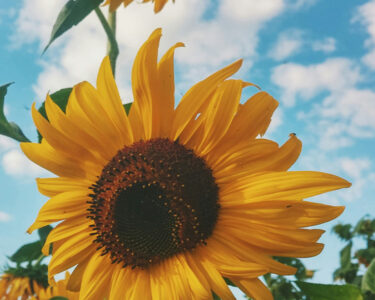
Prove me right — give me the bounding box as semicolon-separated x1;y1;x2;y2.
362;258;375;293
295;281;363;300
0;83;30;142
44;0;104;52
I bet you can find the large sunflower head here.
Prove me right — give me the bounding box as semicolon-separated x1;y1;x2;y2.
104;0;174;13
22;28;350;299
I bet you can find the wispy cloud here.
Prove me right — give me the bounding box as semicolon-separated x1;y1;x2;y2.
0;211;11;222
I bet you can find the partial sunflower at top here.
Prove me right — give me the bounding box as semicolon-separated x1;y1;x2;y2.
22;28;351;300
104;0;174;13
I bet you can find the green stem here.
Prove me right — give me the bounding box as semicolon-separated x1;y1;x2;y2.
34;254;45;265
95;7;119;76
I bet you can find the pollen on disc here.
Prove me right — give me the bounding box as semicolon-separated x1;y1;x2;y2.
87;138;219;268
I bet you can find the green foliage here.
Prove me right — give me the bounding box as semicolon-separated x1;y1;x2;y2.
0;83;30;142
9;225;52;264
295;282;363;300
9;241;44;264
45;0;104;52
362;259;375;294
50;297;69;300
332;216;375;300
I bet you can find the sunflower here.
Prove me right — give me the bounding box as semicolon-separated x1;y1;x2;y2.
104;0;174;13
0;273;44;300
22;28;350;300
32;272;79;300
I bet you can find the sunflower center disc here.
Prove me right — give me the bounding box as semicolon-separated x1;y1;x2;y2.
87;138;219;268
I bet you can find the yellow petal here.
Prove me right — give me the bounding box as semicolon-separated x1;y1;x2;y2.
49;233;95;280
79;253;112;300
27;190;89;233
232;278;273;300
44;94;109;164
97;56;134;146
221;200;345;228
156;42;184;137
42;217;91;255
221;171;351;205
129;28;161;141
196;80;245;155
36;177;91;197
67;256;91;292
171;59;242;140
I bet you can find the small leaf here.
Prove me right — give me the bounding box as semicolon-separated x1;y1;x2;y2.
45;0;103;51
362;258;375;293
0;82;13;121
9;241;43;264
38;225;53;245
295;281;363;300
0;83;30;142
123;102;132;115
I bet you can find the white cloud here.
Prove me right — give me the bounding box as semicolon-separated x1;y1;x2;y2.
0;136;17;153
312;37;336;53
2;149;48;177
269;29;304;61
271;58;361;106
12;0;290;101
354;0;375;70
0;211;11;222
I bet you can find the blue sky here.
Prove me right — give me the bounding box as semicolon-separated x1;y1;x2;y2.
1;0;375;296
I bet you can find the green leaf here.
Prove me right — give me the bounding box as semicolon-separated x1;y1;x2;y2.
9;241;43;264
362;258;375;293
50;297;69;300
38;225;53;245
340;242;352;271
123;102;132;115
0;82;13;121
295;281;363;300
45;0;104;52
38;88;72;142
0;83;30;142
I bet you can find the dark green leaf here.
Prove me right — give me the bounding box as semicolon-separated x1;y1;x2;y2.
362;258;375;293
341;242;352;270
38;225;53;245
9;241;43;264
38;88;72;142
123;102;132;115
0;83;30;142
0;82;13;121
45;0;103;51
212;292;221;300
295;281;363;300
332;223;353;241
50;297;69;300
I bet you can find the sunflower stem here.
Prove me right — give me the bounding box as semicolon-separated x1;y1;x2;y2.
34;254;45;266
95;7;119;76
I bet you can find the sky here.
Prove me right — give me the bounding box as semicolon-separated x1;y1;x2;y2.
0;0;375;298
